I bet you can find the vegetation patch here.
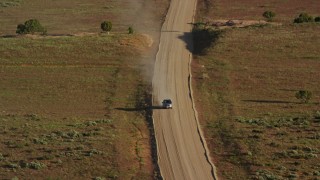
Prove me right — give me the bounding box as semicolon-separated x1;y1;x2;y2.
0;0;21;8
294;13;317;23
16;19;46;35
0;33;155;179
194;1;320;179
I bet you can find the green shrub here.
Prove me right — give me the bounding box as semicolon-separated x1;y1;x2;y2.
315;16;320;22
295;90;312;103
294;13;314;23
86;149;103;156
16;24;26;34
101;21;112;33
313;171;320;176
19;160;28;168
16;19;46;34
255;169;279;180
7;163;20;169
263;11;276;21
28;161;46;170
93;177;106;180
33;138;48;145
288;173;298;179
0;153;4;161
0;0;21;7
66;130;81;139
128;26;134;34
85;121;97;126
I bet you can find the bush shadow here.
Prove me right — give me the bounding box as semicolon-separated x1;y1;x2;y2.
114;106;164;112
177;23;223;55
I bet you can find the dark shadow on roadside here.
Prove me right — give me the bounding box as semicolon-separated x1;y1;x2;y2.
177;31;193;53
49;34;73;37
161;30;180;33
115;106;164;112
243;100;295;104
144;91;163;180
1;35;17;38
115;107;146;112
177;23;223;55
279;89;300;92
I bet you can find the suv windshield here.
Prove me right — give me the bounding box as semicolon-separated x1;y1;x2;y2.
164;99;172;103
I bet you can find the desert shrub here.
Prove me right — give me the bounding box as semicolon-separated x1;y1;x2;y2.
295;90;312;103
16;19;46;34
0;153;4;161
269;142;280;147
25;114;40;121
82;131;99;137
128;26;134;34
263;11;276;21
85;121;98;126
313;171;320;176
315;111;320;121
101;21;112;33
16;24;26;34
254;169;279;180
294;13;314;23
276;150;318;159
66;130;81;139
75;145;85;150
28;161;46;169
19;160;29;168
288;173;298;179
193;21;208;29
95;119;112;124
7;163;20;169
315;16;320;22
94;177;106;180
106;169;118;179
85;149;103;156
0;0;21;7
33;138;48;145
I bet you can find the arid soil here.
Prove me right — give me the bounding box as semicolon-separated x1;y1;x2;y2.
0;0;170;179
193;0;320;179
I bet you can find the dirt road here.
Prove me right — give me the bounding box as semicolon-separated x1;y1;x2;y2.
152;0;216;179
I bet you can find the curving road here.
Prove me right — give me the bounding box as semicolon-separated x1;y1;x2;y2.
152;0;217;179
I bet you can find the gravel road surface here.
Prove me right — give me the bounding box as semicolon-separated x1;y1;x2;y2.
152;0;216;179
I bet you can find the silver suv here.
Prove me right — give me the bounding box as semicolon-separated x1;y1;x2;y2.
162;99;173;109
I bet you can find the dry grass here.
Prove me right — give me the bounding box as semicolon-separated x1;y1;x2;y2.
0;0;169;35
0;0;170;178
0;34;157;179
194;1;320;179
197;0;320;23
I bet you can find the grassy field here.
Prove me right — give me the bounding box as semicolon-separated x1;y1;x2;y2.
0;34;157;179
0;0;168;35
0;0;170;179
194;1;320;179
197;0;320;23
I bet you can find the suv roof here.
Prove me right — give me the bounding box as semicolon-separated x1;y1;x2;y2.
163;99;172;103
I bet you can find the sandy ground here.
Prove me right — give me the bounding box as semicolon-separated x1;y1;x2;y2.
152;0;217;179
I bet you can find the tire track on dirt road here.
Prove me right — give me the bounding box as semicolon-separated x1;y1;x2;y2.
152;0;218;179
